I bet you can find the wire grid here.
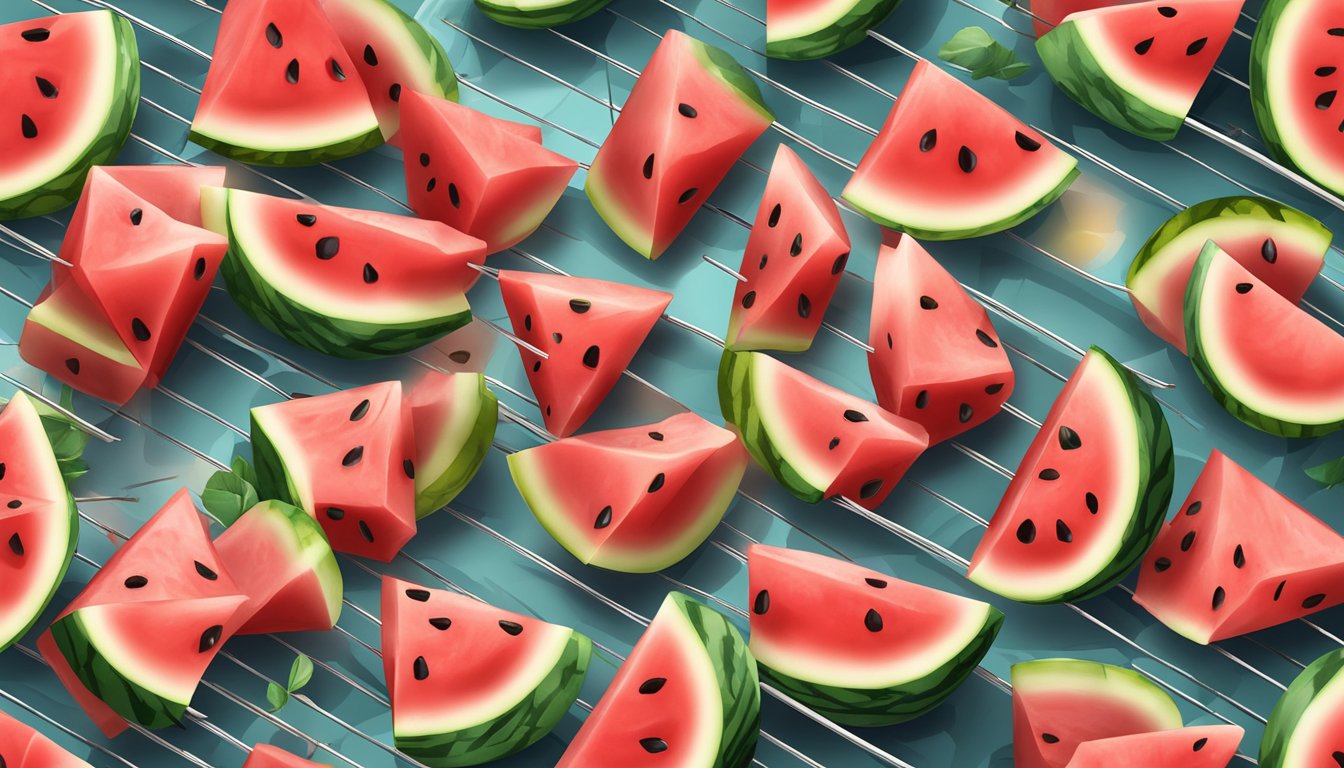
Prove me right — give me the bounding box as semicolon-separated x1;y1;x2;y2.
1;0;1343;765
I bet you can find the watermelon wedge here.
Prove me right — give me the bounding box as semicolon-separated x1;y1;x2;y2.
766;0;903;60
1012;659;1183;768
967;347;1174;604
0;709;92;767
1027;0;1138;36
868;234;1014;444
190;0;383;165
1186;241;1344;437
843;60;1078;240
1133;451;1344;643
1261;647;1344;768
557;592;760;767
508;412;748;573
1127;196;1330;352
726;144;851;353
498;270;673;437
1037;0;1243;140
586;30;774;260
95;165;227;229
245;744;328;768
1066;725;1244;767
207;187;485;358
475;0;612;28
407;371;498;519
748;545;1003;726
719;350;929;509
382;577;590;767
0;11;139;220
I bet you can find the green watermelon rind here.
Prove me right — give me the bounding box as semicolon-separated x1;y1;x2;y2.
688;39;774;125
765;0;903;61
414;381;499;519
0;494;77;654
189;125;385;168
474;0;613;29
1260;647;1344;768
668;593;762;768
250;410;306;513
49;612;186;730
396;631;591;767
368;0;460;105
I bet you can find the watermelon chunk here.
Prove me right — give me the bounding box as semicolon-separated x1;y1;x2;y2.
251;382;417;561
190;0;383;165
381;577;590;766
557;592;760;767
1186;241;1344;437
407;371;498;519
1012;659;1183;768
719;350;929;509
0;709;92;767
43;489;249;734
586;30;775;260
508;412;748;573
766;0;903;60
1127;196;1330;352
498;270;673;437
1037;0;1244;140
474;0;613;28
94;165;228;229
867;234;1014;444
747;545;1003;726
245;744;327;768
0;11;139;220
967;347;1174;604
1027;0;1138;36
1261;647;1344;768
208;188;484;359
726;144;851;352
1066;725;1243;767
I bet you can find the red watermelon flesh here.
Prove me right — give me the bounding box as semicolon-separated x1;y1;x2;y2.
1027;0;1139;36
499;270;673;437
244;744;327;768
868;234;1014;444
400;92;578;254
726;144;850;353
1134;451;1344;644
99;165;227;228
1065;724;1243;767
0;709;91;767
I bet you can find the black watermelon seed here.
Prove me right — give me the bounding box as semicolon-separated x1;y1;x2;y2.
959;403;974;423
21;28;50;42
1154;557;1171;572
864;608;884;632
919;129;937;152
642;154;654;179
859;479;883;499
1234;545;1245;568
35;77;57;98
404;459;415;479
760;254;769;270
832;252;848;274
265;22;282;48
1186;37;1208;55
790;233;803;256
65;358;79;375
5;501;18;510
20;115;37;139
986;382;1005;395
639;678;666;694
741;290;756;309
499;620;524;635
315;236;339;260
1042;734;1060;744
389;83;402;102
429;617;452;630
1318;66;1339;77
6;534;21;557
342;446;364;466
326;506;345;520
1158;5;1177;15
350;399;370;421
551;332;563;343
449;350;471;364
1135;37;1154;54
1039;468;1060;481
1274;580;1286;601
419;153;431;167
678;188;698;204
1235;282;1253;293
1332;751;1344;767
1331;28;1344;35
582;345;601;369
828;437;840;450
648;432;664;441
1056;519;1072;543
426;177;436;192
1262;238;1278;263
865;577;887;588
1180;531;1196;551
1193;737;1207;751
1058;426;1081;450
640;739;668;754
194;257;207;279
406;589;431;602
843;409;867;422
532;361;541;372
976;329;999;348
0;464;6;481
194;561;218;580
768;204;782;227
753;590;770;614
594;506;613;529
413;656;429;680
128;208;144;226
285;59;300;84
1303;593;1327;608
886;332;893;349
330;59;346;81
678;103;697;118
1212;586;1225;610
131;318;151;342
297;213;317;227
920;295;939;310
1186;501;1202;516
797;294;811;318
359;521;375;542
958;146;977;173
570;299;591;313
1015;131;1041;151
124;575;147;588
363;263;379;284
915;390;929;409
363;44;378;65
648;473;665;493
524;314;532;331
1017;519;1036;543
1319;91;1338;110
199;625;223;653
448;183;460;208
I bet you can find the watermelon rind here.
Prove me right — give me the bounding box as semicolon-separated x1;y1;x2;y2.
718;349;826;502
766;0;903;61
1260;647;1344;768
251;410;312;516
233;500;344;631
0;11;140;220
189;123;384;168
669;592;762;768
1012;658;1184;741
474;0;613;29
414;375;498;519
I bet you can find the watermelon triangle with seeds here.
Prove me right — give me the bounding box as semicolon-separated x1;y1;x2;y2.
1065;724;1244;767
98;165;228;228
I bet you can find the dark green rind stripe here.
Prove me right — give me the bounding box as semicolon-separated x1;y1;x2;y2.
1260;647;1344;768
0;492;78;653
758;608;1004;727
474;0;612;29
250;413;305;512
0;12;140;220
670;593;761;768
188;126;384;168
50;612;185;730
766;0;902;61
689;39;774;124
397;632;591;767
415;384;499;519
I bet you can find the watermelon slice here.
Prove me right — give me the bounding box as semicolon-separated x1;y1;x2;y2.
1261;647;1344;768
843;60;1078;240
766;0;903;60
215;500;343;635
245;744;327;768
251;382;417;561
967;346;1174;604
1027;0;1138;36
498;270;673;437
557;592;760;767
407;371;498;519
190;0;383;165
1037;0;1243;140
95;165;227;229
1133;451;1344;643
747;545;1003;726
0;11;139;220
726;144;851;352
1066;725;1243;767
719;350;929;509
1012;659;1183;768
508;412;748;573
381;577;590;766
0;709;92;767
43;488;249;734
207;187;485;359
475;0;612;28
586;30;775;260
868;234;1014;445
1186;241;1344;437
1127;196;1330;352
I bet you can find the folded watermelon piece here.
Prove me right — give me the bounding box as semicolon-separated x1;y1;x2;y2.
1261;647;1344;768
967;347;1174;604
96;165;228;229
1027;0;1138;36
208;187;484;358
868;234;1014;444
475;0;612;28
0;709;92;767
498;270;673;437
766;0;903;60
748;545;1002;726
726;144;850;352
381;577;590;766
251;382;417;561
843;60;1078;240
557;592;760;768
1066;724;1243;767
407;371;498;519
586;30;774;260
509;412;748;573
245;744;327;768
719;349;929;509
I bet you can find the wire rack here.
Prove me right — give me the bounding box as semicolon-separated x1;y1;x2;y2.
1;0;1343;765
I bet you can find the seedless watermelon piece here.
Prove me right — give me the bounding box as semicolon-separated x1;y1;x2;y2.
967;347;1173;604
245;744;329;767
766;0;903;60
509;412;748;573
1261;647;1344;768
719;350;929;509
748;545;1003;726
0;709;92;767
98;165;228;228
1066;725;1243;767
557;592;760;768
381;577;590;766
1127;196;1329;352
586;30;774;260
1026;0;1138;36
407;371;498;519
475;0;613;29
499;271;673;437
843;60;1078;240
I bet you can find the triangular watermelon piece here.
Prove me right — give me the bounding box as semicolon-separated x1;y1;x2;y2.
726;144;850;353
0;709;91;767
1261;647;1344;768
381;577;590;766
498;271;673;437
98;165;228;228
508;412;748;573
1037;0;1244;140
244;744;328;768
1065;725;1244;767
406;371;498;519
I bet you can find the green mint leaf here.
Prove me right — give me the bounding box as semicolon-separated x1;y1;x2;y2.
23;387;91;484
1306;457;1344;488
231;456;257;489
288;653;314;693
938;26;1031;81
201;464;259;526
266;682;289;712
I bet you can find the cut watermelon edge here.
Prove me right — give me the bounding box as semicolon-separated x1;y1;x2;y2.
765;0;904;61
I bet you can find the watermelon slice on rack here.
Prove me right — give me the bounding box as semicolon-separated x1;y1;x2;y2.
0;709;92;767
406;371;499;519
765;0;904;60
1068;725;1243;767
474;0;613;28
1261;647;1344;768
244;744;327;768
